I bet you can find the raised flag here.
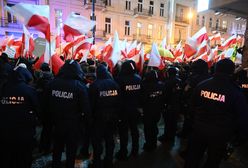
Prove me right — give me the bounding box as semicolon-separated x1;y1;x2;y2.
192;27;209;45
5;3;50;41
148;43;165;70
63;12;96;42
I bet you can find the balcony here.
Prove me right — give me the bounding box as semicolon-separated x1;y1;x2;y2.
133;8;152;18
83;0;106;11
0;18;23;29
211;27;227;33
133;34;152;44
175;16;189;24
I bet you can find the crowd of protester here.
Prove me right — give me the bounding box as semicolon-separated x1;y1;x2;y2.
0;52;248;168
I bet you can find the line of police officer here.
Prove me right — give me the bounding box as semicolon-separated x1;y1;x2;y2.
1;52;248;168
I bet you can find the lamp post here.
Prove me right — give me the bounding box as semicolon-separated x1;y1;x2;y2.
92;0;96;44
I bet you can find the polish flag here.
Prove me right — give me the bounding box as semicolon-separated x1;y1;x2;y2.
63;12;96;42
22;25;35;57
127;40;137;58
5;3;50;41
209;33;221;42
184;38;197;59
72;37;93;60
101;37;113;62
148;43;165;70
108;31;121;69
63;35;85;58
220;34;237;51
192;27;209;45
173;41;183;58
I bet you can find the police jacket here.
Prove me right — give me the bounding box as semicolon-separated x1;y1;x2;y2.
191;73;248;141
0;67;39;140
115;61;142;114
164;76;182;108
89;65;120;122
45;61;90;130
142;71;165;115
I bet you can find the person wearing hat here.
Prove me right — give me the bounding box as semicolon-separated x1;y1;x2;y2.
158;65;182;144
141;70;165;152
0;65;39;168
89;64;120;168
115;60;142;160
184;59;248;168
44;60;90;168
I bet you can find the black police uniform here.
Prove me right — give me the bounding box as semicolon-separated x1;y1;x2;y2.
159;66;182;143
90;65;120;168
181;59;210;138
44;60;90;168
115;60;142;159
142;70;165;151
236;69;248;102
184;59;248;168
36;63;54;153
0;66;39;168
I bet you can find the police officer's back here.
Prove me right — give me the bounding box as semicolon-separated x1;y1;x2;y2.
184;59;248;168
45;60;90;168
89;64;119;168
236;69;248;102
115;60;142;159
142;70;165;151
0;65;39;168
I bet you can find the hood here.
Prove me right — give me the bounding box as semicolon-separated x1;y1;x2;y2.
57;60;84;80
96;64;111;80
120;60;137;76
143;70;159;83
191;59;208;75
215;58;235;75
9;66;33;83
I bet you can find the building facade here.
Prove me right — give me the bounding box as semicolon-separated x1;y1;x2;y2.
0;0;246;46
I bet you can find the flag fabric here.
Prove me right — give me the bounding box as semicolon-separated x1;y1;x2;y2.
220;34;237;51
63;12;96;42
127;40;137;58
210;33;221;42
5;3;50;41
148;43;165;70
173;41;183;58
22;25;35;57
192;27;209;45
108;31;121;69
160;37;167;49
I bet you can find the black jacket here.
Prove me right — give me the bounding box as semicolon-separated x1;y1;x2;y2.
191;73;248;141
89;65;120;122
0;67;39;141
45;61;90;134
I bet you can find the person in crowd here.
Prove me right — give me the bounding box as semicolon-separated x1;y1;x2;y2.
159;66;182;144
0;64;39;168
89;64;120;168
115;60;142;160
142;70;165;152
236;69;248;102
184;59;248;168
44;60;90;168
36;63;54;154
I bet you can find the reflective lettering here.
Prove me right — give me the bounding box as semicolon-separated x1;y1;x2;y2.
200;90;225;103
99;90;118;97
52;90;73;99
125;84;141;91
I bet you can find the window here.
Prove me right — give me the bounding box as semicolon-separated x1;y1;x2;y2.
126;0;131;10
137;22;142;36
125;21;131;36
147;24;153;38
158;25;163;39
216;19;219;28
236;23;241;30
149;1;154;15
105;17;111;34
160;3;164;17
222;20;227;29
202;16;205;26
180;8;184;18
106;0;111;6
209;17;212;28
55;9;63;28
196;15;199;25
138;0;143;12
7;3;17;23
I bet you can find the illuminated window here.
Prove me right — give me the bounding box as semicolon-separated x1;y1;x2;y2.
137;22;142;36
55;9;63;28
147;24;153;38
222;20;227;29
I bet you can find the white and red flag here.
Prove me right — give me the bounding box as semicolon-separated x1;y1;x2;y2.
5;3;50;41
63;12;96;42
22;25;35;57
148;43;165;70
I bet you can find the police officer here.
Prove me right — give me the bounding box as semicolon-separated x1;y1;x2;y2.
44;60;90;168
0;65;39;168
159;66;182;143
36;63;54;154
89;64;120;168
236;69;248;102
115;60;142;159
142;70;165;152
184;59;248;168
